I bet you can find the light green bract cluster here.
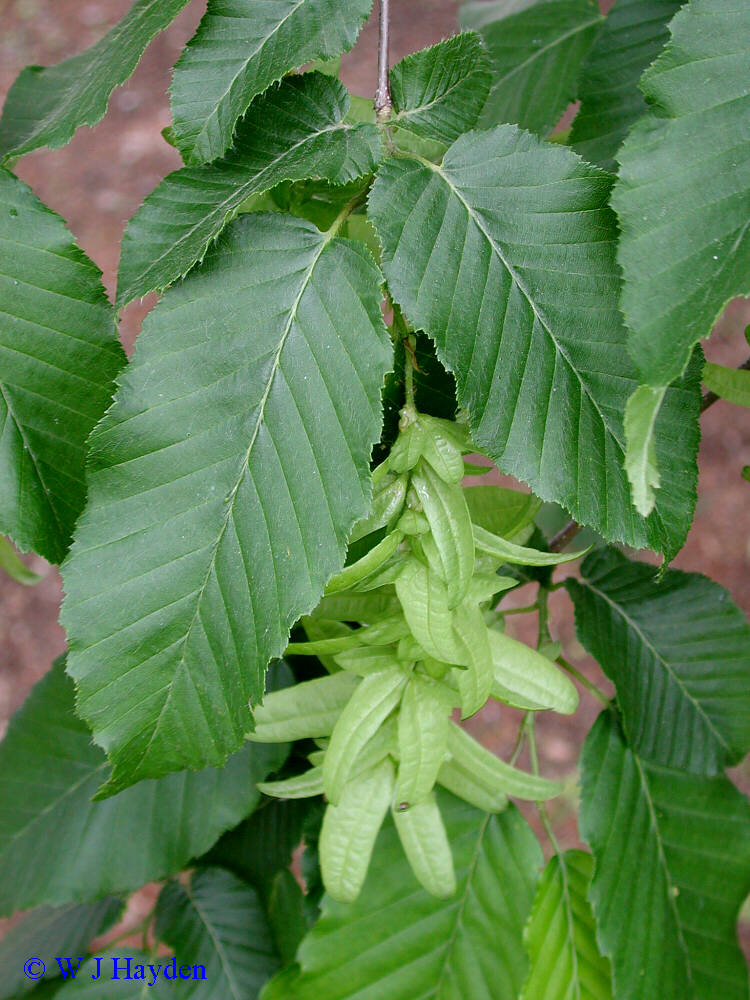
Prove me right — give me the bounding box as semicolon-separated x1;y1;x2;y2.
248;407;582;902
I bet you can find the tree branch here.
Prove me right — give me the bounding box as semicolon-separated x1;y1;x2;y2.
549;519;581;552
374;0;392;121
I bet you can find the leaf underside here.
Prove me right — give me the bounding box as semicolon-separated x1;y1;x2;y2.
170;0;374;164
568;548;750;775
62;212;391;792
0;898;123;1000
613;0;750;386
263;795;543;1000
0;660;287;915
0;169;124;564
581;712;750;1000
0;0;190;159
570;0;684;170
155;867;279;999
116;72;383;309
367;126;700;557
459;0;603;134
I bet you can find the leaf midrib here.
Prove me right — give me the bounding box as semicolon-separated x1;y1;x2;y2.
580;576;732;757
422;155;625;471
128;226;336;779
487;12;602;91
118;118;354;305
182;0;310;156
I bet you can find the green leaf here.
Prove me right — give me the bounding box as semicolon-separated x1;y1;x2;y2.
703;362;750;408
62;212;391;793
170;0;373;164
459;0;603;133
116;73;382;308
581;711;750;1000
54;952;175;998
0;169;124;564
266;869;308;966
570;0;684;170
389;33;492;145
262;795;542;999
367;128;700;557
0;899;123;1000
155;867;279;999
0;659;287;915
624;384;666;516
521;850;612;1000
566;547;750;775
0;0;190;159
201;798;311;890
613;0;750;387
0;535;41;585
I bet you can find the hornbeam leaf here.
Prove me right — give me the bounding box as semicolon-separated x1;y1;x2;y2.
116;73;382;309
566;547;750;775
170;0;374;165
459;0;603;134
0;169;124;564
389;33;492;145
0;660;287;915
261;795;543;1000
62;212;391;792
581;712;750;1000
570;0;684;170
0;898;123;1000
521;850;612;1000
367;127;700;557
0;0;190;160
613;0;750;387
155;867;279;999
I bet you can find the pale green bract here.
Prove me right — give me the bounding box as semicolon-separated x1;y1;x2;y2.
702;362;750;409
0;0;190;160
367;127;701;558
261;797;543;1000
61;212;391;794
116;73;383;309
459;0;603;133
170;0;374;164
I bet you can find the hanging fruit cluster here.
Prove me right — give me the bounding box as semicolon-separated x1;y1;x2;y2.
249;404;584;902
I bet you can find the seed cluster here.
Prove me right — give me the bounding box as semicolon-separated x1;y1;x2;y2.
250;408;581;902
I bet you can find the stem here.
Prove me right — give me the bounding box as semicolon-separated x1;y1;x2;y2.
557;654;610;707
374;0;392;122
701;354;750;412
501;602;539;616
549;519;581;552
404;337;416;409
509;712;529;765
537;587;551;648
527;715;563;855
91;915;152;955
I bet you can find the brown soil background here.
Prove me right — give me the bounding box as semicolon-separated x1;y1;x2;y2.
1;0;749;955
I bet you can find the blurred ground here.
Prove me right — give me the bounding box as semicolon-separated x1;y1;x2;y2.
1;0;749;944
